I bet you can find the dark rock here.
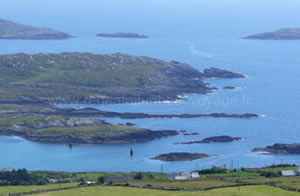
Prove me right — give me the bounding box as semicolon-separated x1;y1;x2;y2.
126;122;136;126
151;152;210;162
176;136;242;145
179;130;187;133
223;86;236;90
203;67;245;79
183;132;199;136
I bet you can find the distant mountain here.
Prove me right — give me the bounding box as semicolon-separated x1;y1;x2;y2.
0;18;72;40
97;32;149;38
244;28;300;40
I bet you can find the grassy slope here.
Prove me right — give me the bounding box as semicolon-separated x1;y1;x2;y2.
129;178;237;190
0;183;78;194
33;186;300;196
259;166;298;172
0;113;145;142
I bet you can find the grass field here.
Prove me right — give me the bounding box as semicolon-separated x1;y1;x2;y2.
0;183;78;194
128;178;237;190
33;185;300;196
259;166;298;173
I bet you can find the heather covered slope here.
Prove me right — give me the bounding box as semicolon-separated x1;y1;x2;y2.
0;18;71;40
0;53;215;103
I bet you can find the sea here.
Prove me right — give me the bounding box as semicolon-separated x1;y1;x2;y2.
0;0;300;172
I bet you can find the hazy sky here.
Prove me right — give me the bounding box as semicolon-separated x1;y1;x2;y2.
1;0;300;37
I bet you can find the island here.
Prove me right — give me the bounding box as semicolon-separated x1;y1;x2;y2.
252;143;300;155
151;152;211;162
175;136;242;145
244;28;300;40
96;32;149;39
0;18;72;40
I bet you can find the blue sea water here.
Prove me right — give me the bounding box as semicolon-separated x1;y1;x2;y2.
1;0;300;172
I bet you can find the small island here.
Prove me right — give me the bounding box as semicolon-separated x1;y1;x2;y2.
151;152;211;162
253;143;300;155
96;32;149;39
244;28;300;40
175;136;242;145
0;18;72;40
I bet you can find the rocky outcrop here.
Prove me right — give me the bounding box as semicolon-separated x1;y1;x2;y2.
244;28;300;40
252;143;300;154
151;152;210;161
176;136;242;145
96;32;149;38
183;132;199;136
0;18;72;40
203;68;245;79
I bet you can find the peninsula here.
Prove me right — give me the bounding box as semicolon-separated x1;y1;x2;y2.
244;28;300;40
0;18;72;40
96;32;149;39
0;113;178;144
0;53;245;104
0;104;259;144
0;53;253;144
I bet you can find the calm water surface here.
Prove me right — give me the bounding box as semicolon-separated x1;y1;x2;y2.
1;0;300;172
